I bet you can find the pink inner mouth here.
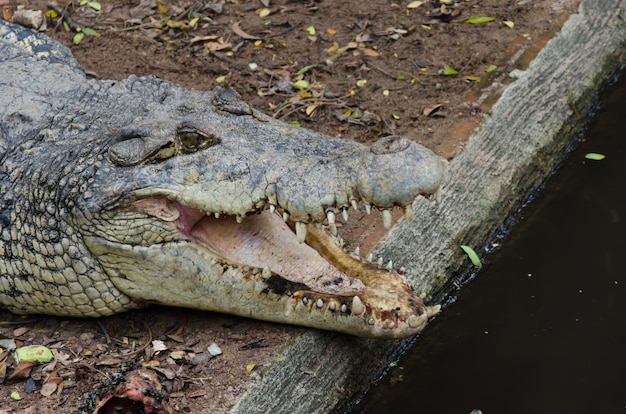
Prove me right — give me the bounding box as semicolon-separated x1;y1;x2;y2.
132;197;365;294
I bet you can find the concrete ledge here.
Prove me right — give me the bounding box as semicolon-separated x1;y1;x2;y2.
231;1;626;412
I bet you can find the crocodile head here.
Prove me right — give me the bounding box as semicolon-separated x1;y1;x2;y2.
74;86;445;339
1;56;443;338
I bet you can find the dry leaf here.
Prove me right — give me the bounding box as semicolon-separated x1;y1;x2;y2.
149;366;177;380
40;381;57;397
206;39;232;52
305;104;320;116
95;357;123;366
169;350;186;360
232;21;261;40
362;48;379;57
8;360;38;381
188;389;207;398
423;103;443;116
190;35;221;44
13;327;30;337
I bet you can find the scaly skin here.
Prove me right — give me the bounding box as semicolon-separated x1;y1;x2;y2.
0;21;444;338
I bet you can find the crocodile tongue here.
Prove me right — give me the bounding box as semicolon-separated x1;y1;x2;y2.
188;211;365;295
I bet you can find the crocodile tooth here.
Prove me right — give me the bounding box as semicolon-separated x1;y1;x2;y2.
214;212;220;219
252;268;261;275
316;299;324;308
339;237;345;247
384;320;395;330
377;257;383;266
302;296;308;305
432;186;442;203
427;304;442;317
329;301;337;311
403;204;413;222
367;253;374;262
329;223;338;237
326;210;336;225
351;295;364;315
295;221;307;243
351;199;358;210
282;212;289;222
341;304;347;313
342;208;349;221
353;246;360;257
407;314;428;329
399;266;406;273
386;260;393;270
367;317;376;326
262;266;272;279
365;203;372;215
270;204;276;214
382;209;393;229
236;215;243;223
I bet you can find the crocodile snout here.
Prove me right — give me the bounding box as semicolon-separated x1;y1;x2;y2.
357;136;445;209
369;135;411;154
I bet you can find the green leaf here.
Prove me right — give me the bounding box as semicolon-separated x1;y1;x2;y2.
443;65;458;75
585;153;606;160
81;27;100;37
485;64;497;73
87;1;101;11
293;80;309;90
466;16;495;24
460;245;482;267
73;32;85;45
79;0;88;5
15;345;54;363
296;65;317;76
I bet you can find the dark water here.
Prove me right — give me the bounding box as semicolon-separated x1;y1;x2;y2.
354;78;626;414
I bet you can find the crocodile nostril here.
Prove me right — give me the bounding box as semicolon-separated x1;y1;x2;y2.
370;135;410;154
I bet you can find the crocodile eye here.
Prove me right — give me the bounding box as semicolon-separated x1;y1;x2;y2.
177;127;220;153
179;131;201;150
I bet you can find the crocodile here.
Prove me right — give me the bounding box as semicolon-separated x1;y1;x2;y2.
0;20;445;339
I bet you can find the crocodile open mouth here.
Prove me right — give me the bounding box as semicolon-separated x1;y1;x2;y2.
131;196;396;295
126;195;439;337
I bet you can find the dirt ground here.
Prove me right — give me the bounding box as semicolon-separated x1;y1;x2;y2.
0;0;578;413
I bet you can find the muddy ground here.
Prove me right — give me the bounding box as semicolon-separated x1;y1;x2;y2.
0;0;578;413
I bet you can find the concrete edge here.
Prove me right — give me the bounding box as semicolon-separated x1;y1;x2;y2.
230;1;626;413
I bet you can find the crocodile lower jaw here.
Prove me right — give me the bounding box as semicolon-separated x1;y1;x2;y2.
123;196;440;338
